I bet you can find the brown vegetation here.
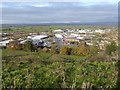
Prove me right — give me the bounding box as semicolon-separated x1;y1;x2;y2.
7;40;22;50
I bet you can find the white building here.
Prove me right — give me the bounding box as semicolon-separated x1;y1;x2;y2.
55;34;64;39
27;35;48;40
53;29;63;33
0;39;14;47
76;36;84;40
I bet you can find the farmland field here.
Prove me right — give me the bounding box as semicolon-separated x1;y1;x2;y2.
2;24;117;33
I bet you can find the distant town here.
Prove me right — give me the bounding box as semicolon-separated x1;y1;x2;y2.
0;26;118;48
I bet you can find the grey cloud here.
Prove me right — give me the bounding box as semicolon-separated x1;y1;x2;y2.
2;2;118;24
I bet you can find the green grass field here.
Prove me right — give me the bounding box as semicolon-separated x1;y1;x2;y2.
2;25;117;33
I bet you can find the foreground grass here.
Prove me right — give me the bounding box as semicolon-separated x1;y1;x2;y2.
2;49;118;88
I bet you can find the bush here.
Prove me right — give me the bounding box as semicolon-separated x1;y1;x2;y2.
7;40;22;50
42;47;49;52
50;44;58;54
105;41;117;56
77;46;88;56
60;46;72;55
71;47;77;55
89;45;99;56
22;41;34;51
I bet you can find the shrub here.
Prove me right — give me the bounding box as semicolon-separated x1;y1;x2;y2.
76;46;89;56
71;47;77;55
50;44;58;54
60;46;72;55
7;40;22;50
105;41;117;56
42;47;49;52
60;46;68;55
22;41;33;51
89;45;99;56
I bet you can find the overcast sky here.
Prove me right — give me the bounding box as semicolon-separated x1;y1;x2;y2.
1;1;119;24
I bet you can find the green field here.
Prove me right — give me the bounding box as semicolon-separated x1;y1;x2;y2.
2;49;118;88
2;25;117;33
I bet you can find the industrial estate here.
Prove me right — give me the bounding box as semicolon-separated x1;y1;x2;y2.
1;26;118;56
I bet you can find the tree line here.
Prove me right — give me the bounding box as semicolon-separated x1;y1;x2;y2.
6;40;118;58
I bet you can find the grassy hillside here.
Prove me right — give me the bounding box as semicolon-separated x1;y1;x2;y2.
2;49;118;88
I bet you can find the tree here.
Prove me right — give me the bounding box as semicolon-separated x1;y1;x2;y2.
105;41;117;56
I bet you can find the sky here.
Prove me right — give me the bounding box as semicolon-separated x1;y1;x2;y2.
1;0;119;24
